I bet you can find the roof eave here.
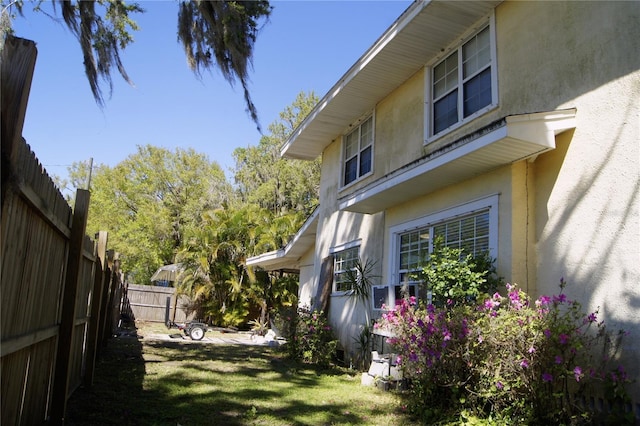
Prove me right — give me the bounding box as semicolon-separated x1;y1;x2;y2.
281;0;503;160
246;208;319;271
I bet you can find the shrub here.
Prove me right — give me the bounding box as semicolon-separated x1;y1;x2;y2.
418;237;498;307
375;281;632;424
285;306;337;366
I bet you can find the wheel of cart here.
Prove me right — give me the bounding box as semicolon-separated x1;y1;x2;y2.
165;297;208;340
186;324;206;340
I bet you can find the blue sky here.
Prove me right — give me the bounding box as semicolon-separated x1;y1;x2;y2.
12;1;411;184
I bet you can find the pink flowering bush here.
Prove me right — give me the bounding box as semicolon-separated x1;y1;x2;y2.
375;280;632;424
286;306;337;366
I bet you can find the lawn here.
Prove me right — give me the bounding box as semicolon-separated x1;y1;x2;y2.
66;321;418;426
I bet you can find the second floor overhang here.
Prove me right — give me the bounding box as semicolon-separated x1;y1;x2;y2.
339;109;577;214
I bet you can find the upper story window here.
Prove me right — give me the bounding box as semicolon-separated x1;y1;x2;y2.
428;18;497;139
343;116;373;186
333;246;360;292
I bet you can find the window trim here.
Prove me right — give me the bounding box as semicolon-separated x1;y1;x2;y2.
341;114;375;188
331;240;362;294
424;13;498;143
375;194;499;311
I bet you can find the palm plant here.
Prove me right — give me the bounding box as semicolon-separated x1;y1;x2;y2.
343;258;379;370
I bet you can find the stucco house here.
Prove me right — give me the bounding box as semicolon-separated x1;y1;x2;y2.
247;0;639;401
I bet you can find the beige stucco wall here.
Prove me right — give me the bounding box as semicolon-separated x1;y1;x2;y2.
297;246;316;309
313;136;385;351
371;70;424;175
496;0;640;399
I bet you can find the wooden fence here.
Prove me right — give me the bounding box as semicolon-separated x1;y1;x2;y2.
1;35;123;425
126;284;194;323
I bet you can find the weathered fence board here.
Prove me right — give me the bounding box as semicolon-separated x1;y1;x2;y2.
126;283;194;323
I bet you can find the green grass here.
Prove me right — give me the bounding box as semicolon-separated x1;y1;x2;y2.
66;321;418;425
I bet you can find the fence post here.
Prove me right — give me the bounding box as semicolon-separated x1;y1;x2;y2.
83;231;108;387
50;189;91;425
1;36;37;205
97;256;113;349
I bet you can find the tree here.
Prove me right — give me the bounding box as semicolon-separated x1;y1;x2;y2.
176;204;268;326
233;91;320;216
85;145;231;284
2;0;271;128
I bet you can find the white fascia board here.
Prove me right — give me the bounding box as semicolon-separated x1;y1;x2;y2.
246;249;285;267
246;208;319;269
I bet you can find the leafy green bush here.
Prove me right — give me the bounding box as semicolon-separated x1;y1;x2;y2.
418;237;497;306
285;306;337;366
375;281;632;424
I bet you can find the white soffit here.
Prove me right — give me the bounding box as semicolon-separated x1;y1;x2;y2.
338;109;577;214
281;0;503;160
246;208;319;270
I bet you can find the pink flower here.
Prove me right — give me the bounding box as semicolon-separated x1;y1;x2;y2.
528;346;536;354
520;359;529;369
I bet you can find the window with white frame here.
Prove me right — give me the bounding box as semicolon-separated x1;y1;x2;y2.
429;20;496;137
374;196;498;310
343;116;373;186
333;246;360;292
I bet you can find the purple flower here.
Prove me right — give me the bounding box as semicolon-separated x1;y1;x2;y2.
536;295;552;307
553;294;567;304
558;333;570;344
574;366;583;382
496;381;504;390
555;355;563;364
544;329;552;338
443;329;451;341
542;372;554;382
520;359;529;369
586;312;597;323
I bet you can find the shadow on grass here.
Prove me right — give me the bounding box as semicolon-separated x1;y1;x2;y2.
66;322;414;426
